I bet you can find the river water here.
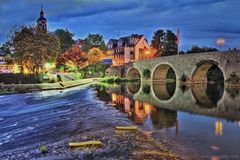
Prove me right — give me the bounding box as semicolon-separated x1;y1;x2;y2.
0;82;240;159
93;82;240;159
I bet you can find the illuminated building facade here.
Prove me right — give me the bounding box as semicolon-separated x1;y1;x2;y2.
0;49;10;73
107;34;157;66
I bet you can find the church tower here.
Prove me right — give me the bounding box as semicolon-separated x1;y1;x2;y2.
37;6;47;31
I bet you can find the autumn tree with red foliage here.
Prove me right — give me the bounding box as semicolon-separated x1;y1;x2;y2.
57;46;86;71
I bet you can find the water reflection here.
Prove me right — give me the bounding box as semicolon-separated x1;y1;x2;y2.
215;120;223;136
94;84;177;130
94;82;240;157
150;108;177;129
94;82;240;124
153;82;176;100
126;82;141;94
192;84;224;108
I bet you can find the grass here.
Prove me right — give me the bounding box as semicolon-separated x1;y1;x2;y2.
40;145;48;154
100;77;140;84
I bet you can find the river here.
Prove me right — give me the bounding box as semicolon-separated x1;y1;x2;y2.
0;82;240;159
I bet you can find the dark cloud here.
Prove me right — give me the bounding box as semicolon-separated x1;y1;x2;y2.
0;0;239;50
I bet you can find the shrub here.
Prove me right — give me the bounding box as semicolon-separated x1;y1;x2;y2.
181;74;187;82
143;85;151;94
75;72;84;79
0;73;43;84
143;69;151;78
40;145;48;154
100;77;128;83
49;78;56;83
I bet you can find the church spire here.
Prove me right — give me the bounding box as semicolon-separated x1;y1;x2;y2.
40;5;44;17
37;5;47;31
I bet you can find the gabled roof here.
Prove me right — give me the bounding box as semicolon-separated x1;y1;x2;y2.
108;39;118;44
108;34;146;48
131;34;144;39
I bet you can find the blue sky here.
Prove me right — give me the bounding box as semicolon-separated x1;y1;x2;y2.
0;0;240;51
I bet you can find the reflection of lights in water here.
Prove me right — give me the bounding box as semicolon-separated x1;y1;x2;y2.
211;145;220;151
124;97;130;112
211;156;220;160
215;121;223;136
112;93;117;103
143;103;151;114
238;121;240;127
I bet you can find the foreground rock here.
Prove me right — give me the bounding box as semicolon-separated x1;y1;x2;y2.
1;128;181;160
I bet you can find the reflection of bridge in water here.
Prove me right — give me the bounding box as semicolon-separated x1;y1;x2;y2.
95;81;240;132
94;84;178;130
128;81;240;121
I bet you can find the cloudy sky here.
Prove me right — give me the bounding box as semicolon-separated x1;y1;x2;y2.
0;0;239;51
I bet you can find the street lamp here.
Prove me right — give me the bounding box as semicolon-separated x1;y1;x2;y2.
216;38;225;51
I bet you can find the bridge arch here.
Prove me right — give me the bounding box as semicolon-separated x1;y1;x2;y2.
191;60;225;83
126;82;141;95
127;67;141;80
152;63;177;81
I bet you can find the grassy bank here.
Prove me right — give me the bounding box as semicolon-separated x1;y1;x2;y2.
0;78;96;94
100;77;140;84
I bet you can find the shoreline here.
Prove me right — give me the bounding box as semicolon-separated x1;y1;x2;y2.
0;78;98;95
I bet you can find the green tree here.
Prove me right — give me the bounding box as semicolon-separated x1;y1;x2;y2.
165;30;178;56
151;29;178;56
54;29;74;52
186;45;218;54
86;48;106;65
0;41;12;56
8;26;60;74
81;34;107;52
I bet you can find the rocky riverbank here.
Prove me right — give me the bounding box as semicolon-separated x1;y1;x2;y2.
1;127;182;160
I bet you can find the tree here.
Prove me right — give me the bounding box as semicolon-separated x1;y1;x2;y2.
81;34;107;52
0;41;12;56
165;30;178;56
57;46;86;71
8;26;60;74
54;29;74;52
86;48;106;65
186;45;218;54
151;29;178;56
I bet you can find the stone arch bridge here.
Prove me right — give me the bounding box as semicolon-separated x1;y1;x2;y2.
119;51;240;85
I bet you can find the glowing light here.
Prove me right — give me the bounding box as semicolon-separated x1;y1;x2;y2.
143;103;152;114
211;156;220;160
216;38;225;51
44;62;56;70
216;38;225;45
145;50;151;55
215;120;223;136
13;64;20;73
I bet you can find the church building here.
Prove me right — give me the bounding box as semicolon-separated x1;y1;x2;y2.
37;6;47;31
